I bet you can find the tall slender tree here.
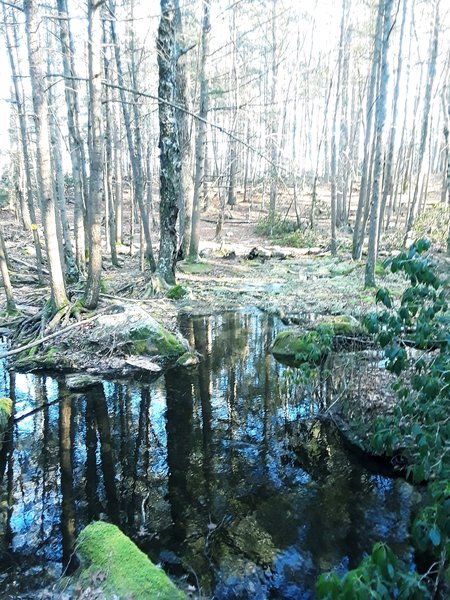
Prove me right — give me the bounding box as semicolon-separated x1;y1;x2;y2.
24;0;68;312
83;0;104;309
157;0;182;285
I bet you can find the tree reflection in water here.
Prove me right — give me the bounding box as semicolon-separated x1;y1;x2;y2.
0;312;414;597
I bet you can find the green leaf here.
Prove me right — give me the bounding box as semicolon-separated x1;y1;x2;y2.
428;526;441;547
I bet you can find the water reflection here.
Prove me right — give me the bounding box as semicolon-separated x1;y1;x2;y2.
0;311;413;598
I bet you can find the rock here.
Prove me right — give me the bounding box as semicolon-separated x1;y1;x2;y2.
75;522;186;599
271;327;333;366
318;314;362;336
271;315;363;365
124;356;162;372
176;351;200;367
88;304;189;359
66;374;101;391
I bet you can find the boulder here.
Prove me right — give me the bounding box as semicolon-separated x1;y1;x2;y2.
88;304;189;359
75;522;186;599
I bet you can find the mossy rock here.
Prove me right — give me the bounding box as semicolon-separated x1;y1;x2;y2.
0;397;12;435
75;522;186;599
178;261;213;274
87;305;189;360
317;314;362;336
271;325;333;366
176;351;199;367
166;284;190;300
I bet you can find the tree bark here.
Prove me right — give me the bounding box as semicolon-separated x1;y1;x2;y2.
189;0;211;261
157;0;182;285
0;228;16;313
83;0;104;309
365;0;393;287
56;0;87;273
24;0;68;311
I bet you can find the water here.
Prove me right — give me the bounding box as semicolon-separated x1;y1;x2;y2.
0;311;414;598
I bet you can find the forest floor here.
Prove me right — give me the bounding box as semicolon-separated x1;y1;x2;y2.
0;184;448;372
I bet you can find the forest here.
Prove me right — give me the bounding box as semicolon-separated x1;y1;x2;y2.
0;0;449;598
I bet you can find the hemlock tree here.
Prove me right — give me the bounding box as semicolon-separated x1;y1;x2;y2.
157;0;182;285
24;0;68;312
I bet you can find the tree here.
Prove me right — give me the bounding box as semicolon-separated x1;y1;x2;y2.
156;0;182;285
365;0;394;288
56;0;87;273
83;0;104;309
24;0;68;312
189;0;211;261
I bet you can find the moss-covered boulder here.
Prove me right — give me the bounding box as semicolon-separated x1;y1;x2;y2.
176;351;200;367
88;304;189;359
317;314;362;336
166;284;190;300
271;315;363;366
271;325;333;366
76;522;186;599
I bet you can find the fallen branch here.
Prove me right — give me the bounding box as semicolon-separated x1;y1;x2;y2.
0;309;107;360
10;255;50;275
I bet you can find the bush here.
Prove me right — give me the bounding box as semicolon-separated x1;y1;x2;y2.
318;240;449;598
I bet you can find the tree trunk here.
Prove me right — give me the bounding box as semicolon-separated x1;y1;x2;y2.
365;0;393;287
56;0;87;273
404;2;439;244
157;0;182;285
83;0;104;309
109;0;156;269
352;2;384;260
0;228;16;313
3;5;44;284
24;0;68;312
189;0;211;261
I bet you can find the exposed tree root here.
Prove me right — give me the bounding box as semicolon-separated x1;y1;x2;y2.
0;309;107;360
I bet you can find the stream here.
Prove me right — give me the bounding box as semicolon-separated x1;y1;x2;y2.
0;311;415;599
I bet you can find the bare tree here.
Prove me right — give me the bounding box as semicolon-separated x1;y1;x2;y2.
189;0;211;261
365;0;394;287
83;0;104;309
24;0;68;311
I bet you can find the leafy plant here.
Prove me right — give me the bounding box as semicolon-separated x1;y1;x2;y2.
316;543;429;599
318;240;449;598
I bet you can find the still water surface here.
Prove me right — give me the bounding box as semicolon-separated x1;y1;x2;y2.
0;311;413;598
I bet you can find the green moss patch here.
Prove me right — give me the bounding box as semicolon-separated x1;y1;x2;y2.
166;284;189;300
271;325;333;366
0;397;12;434
76;522;186;600
129;325;187;357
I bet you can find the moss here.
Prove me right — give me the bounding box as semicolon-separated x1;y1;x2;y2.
129;326;186;357
0;397;12;434
166;284;189;300
319;314;362;335
76;522;186;599
176;351;199;367
178;261;212;274
271;325;333;366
